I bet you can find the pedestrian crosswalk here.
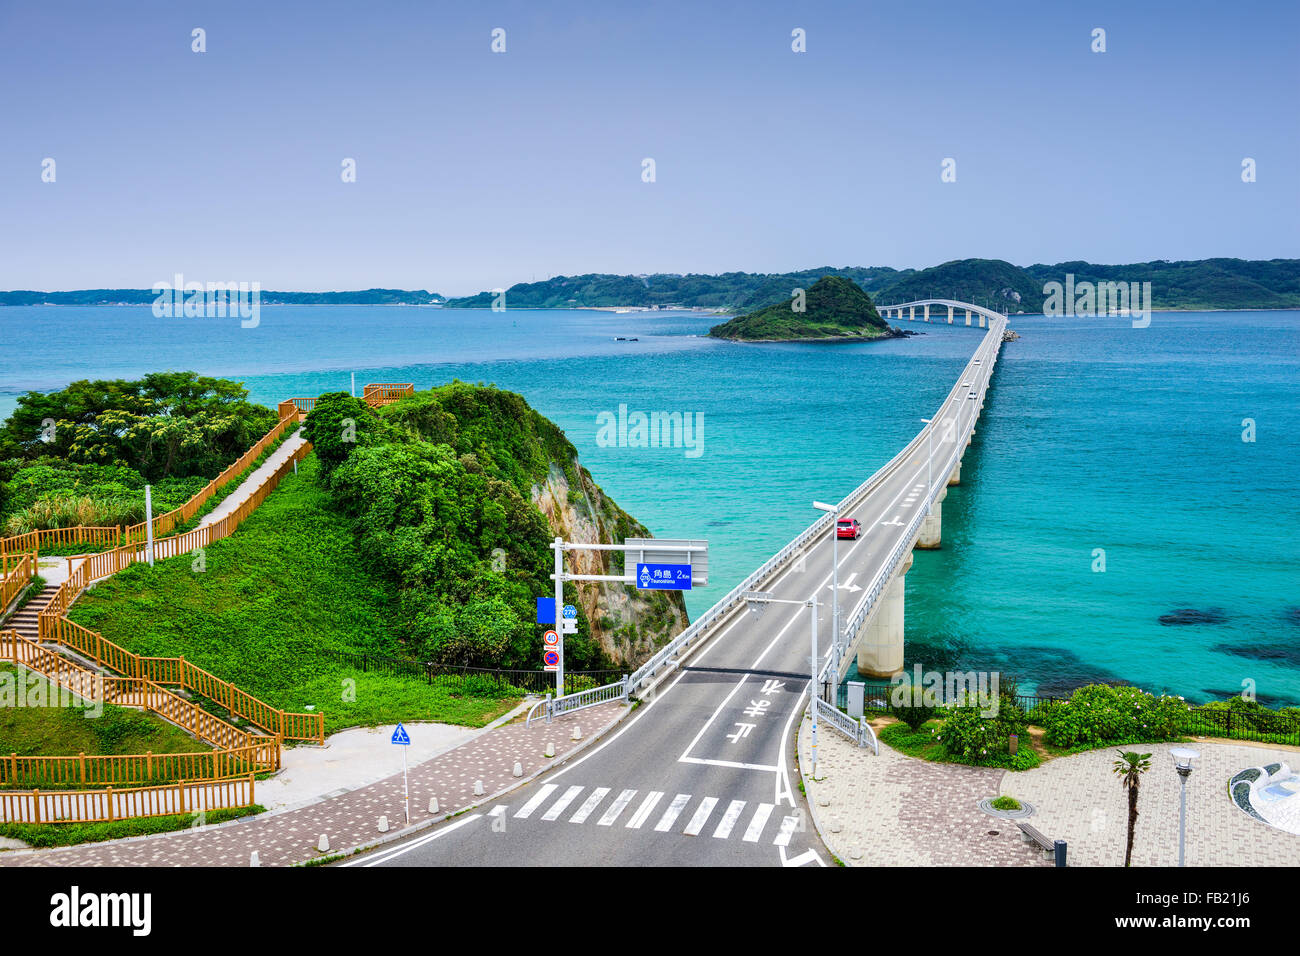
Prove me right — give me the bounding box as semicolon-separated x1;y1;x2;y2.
496;784;800;846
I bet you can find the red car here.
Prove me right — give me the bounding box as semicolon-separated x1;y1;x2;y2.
836;518;861;540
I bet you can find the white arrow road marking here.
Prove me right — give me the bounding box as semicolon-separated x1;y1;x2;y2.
779;845;826;867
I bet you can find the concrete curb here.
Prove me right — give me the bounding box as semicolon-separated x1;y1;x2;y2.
795;708;849;866
324;701;636;865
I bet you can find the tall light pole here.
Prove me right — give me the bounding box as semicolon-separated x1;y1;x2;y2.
920;419;933;496
1171;748;1198;866
812;501;839;668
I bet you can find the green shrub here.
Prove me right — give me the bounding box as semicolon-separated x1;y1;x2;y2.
887;683;939;731
990;795;1021;811
936;692;1029;766
1040;684;1186;748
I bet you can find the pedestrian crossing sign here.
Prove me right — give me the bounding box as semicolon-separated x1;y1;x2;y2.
391;723;411;746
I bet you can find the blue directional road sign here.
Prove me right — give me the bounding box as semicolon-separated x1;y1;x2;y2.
535;597;555;624
391;723;411;746
636;562;692;591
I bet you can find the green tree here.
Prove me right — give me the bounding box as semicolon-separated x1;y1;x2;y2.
1112;750;1152;867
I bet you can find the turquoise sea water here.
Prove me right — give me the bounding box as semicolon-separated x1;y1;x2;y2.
2;306;1297;704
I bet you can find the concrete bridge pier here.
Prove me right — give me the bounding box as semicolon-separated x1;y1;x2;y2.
909;305;915;321
917;488;946;549
948;460;961;485
923;304;930;322
979;313;986;328
947;305;954;324
965;310;972;326
856;552;912;678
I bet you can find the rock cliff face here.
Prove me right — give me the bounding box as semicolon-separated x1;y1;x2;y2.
532;461;689;667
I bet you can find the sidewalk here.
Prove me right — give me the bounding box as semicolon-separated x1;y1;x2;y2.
0;701;627;866
199;429;307;529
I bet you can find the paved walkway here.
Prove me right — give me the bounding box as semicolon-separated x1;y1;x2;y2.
1009;739;1300;866
799;716;1047;866
0;701;626;866
800;716;1300;867
199;428;306;529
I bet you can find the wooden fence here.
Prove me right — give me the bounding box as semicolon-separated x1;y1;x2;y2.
0;774;256;824
2;628;281;772
1;743;272;789
1;551;36;610
363;383;414;406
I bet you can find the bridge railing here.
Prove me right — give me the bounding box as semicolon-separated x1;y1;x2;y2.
832;319;1004;675
525;677;629;728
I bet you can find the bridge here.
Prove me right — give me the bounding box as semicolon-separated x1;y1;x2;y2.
358;301;1009;867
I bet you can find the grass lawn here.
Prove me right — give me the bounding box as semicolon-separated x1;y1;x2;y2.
67;455;519;734
0;664;210;762
0;805;264;849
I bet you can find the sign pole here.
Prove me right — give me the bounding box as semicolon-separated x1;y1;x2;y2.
402;742;409;825
144;484;155;567
554;537;564;697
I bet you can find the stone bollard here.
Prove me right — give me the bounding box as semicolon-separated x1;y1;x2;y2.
571;726;582;742
512;761;523;778
249;851;260;867
428;797;440;814
850;846;863;861
817;795;830;808
544;742;556;759
829;821;842;834
474;779;485;796
317;834;330;853
378;815;389;833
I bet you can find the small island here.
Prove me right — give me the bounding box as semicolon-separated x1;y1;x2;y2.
707;275;906;342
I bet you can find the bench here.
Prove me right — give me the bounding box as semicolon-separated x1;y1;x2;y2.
1017;821;1059;861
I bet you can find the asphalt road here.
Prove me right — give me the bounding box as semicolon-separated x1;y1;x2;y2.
347;318;1004;867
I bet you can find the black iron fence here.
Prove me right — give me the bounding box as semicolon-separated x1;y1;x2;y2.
327;649;624;698
827;678;1300;747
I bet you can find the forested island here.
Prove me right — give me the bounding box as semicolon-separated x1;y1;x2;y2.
707;275;901;342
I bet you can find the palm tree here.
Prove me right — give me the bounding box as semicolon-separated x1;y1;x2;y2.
1113;750;1152;866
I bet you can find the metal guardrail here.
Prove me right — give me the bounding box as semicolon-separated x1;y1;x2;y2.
812;695;878;755
524;677;629;728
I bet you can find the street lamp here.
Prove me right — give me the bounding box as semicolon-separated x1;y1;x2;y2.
746;591;820;778
1171;748;1199;866
812;500;839;666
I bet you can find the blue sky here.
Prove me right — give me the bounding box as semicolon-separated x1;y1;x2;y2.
1;0;1296;294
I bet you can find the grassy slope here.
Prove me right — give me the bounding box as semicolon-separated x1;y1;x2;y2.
67;455;519;734
0;664;209;759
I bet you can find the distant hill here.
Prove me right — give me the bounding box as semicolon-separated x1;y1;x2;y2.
6;257;1298;311
874;258;1043;313
442;268;907;311
707;275;895;341
0;289;445;306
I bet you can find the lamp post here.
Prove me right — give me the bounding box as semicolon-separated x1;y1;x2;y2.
1171;748;1198;866
746;591;820;778
812;501;839;667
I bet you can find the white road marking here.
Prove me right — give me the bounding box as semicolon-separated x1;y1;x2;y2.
713;799;746;839
625;791;664;829
683;797;717;836
597;788;637;826
570;787;609;823
513;783;557;819
343;813;482;867
655;793;692;832
743;803;774;842
679;756;779;772
773;815;799;847
542;785;584;821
